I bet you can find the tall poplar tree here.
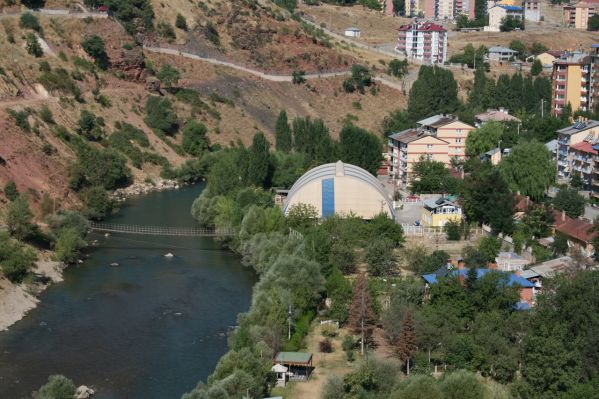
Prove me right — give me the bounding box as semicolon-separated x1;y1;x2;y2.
396;309;417;375
247;132;271;188
275;110;292;153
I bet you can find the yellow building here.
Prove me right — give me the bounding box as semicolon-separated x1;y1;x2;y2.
551;53;592;116
536;52;557;67
388;115;475;187
420;197;463;227
563;2;597;29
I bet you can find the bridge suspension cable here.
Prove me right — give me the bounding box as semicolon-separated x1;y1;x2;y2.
89;222;234;237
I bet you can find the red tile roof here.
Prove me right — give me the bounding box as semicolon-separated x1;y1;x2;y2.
551;209;572;229
556;219;597;243
570;141;598;154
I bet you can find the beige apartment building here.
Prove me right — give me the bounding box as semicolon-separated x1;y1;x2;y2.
551;52;593;116
388;115;475;186
563;1;597;29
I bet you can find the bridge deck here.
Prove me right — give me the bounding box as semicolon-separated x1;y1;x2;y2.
89;223;234;237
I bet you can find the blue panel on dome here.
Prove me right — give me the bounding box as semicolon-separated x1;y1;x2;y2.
322;178;335;218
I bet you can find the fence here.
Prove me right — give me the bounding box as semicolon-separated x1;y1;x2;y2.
401;223;486;238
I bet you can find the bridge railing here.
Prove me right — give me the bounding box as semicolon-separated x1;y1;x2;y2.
89;222;235;237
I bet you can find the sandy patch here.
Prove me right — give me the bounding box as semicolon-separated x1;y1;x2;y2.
0;276;39;331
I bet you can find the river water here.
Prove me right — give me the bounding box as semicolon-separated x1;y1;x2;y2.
0;185;256;399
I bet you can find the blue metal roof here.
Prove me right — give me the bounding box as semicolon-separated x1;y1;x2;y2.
423;268;534;288
499;5;523;11
514;301;531;311
591;44;599;49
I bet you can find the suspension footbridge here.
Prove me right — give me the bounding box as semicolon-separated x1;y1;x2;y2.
89;222;234;237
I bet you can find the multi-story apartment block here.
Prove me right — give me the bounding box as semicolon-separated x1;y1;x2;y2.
405;0;475;19
524;0;541;22
387;115;475;186
563;1;597;29
556;119;599;181
417;114;475;159
396;21;448;64
551;52;593;116
591;44;599;112
486;4;523;32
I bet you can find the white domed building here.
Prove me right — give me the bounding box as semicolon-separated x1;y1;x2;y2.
283;160;395;220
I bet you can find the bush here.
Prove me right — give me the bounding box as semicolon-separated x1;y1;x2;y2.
81;35;109;70
157;21;176;42
4;181;19;201
0;233;36;283
69;146;132;191
20;12;42;33
175;13;188;31
321;324;339;338
37;375;76;399
319;338;333;353
7;108;31;132
144;96;178;135
39;68;82;100
444;219;461;241
81;186;114;220
292;70;306;84
53;228;86;264
181;121;210;156
7;195;36;240
25;32;43;57
204;21;220;45
40;105;55;124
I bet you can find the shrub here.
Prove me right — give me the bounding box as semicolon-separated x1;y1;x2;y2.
81;186;114;220
25;32;43;57
40;105;54;124
39;68;82;100
69;146;132;191
4;181;19;201
204;22;220;45
182;121;210;156
157;21;176;42
157;63;180;89
175;14;188;31
319;339;333;353
37;375;76;399
144;96;178;135
20;12;42;33
81;35;109;70
7;108;31;132
444;219;461;241
292;70;306;84
0;232;36;283
321;324;339;338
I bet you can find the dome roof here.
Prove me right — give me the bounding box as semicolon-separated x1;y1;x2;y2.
283;161;396;220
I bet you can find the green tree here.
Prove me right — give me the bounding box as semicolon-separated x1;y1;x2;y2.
292;70;306;84
570;172;584;189
499;140;555;200
20;12;42;32
4;181;19;201
338;124;382;175
388;59;408;78
588;13;599;31
144;96;178;135
553;186;586;218
247;132;272;187
181;121;209;157
0;233;36;283
53;228;86;265
461;163;514;234
365;238;396;277
369;213;405;246
25;32;43;57
408;66;458;121
501;16;524;32
409;157;458;194
37;375;76;399
292;117;335;164
444;219;461;241
531;59;543;76
382;109;413;136
468;67;490;109
275;110;292;153
81;35;109;69
286;203;318;232
7;196;36;240
157;63;181;89
465;121;504;157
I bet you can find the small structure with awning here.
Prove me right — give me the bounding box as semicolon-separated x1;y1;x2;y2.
272;351;314;386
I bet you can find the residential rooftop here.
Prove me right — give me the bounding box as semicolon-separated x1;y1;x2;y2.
475;108;521;123
423;197;459;210
423;267;534;287
557;119;599;136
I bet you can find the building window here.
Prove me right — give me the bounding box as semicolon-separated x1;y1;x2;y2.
455;138;462;143
427;144;433;150
456;129;462;134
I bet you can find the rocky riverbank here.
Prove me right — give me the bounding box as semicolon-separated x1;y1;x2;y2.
111;179;182;201
0;260;65;331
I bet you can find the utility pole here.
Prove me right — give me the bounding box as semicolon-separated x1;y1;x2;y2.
287;305;292;341
541;98;544;118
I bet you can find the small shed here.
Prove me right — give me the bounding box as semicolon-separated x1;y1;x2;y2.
344;27;361;38
273;351;314;381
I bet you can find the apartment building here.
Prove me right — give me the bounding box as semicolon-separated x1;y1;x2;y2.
556;119;599;181
591;44;599;112
396;21;448;64
486;4;523;32
387;115;475;186
563;1;597;29
524;0;541;22
404;0;473;19
551;52;593;116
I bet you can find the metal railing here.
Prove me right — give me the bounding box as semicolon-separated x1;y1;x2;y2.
89;222;234;237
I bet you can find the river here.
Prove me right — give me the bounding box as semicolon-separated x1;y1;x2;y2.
0;185;256;399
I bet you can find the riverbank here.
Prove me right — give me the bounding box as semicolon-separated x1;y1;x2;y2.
111;178;183;201
0;260;65;331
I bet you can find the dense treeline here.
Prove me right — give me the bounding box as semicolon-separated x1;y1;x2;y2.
183;128;403;398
